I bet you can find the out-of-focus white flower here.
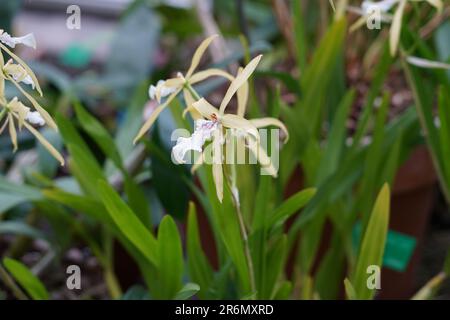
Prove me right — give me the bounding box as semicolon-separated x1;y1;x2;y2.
25;111;45;126
0;31;36;49
350;0;443;56
148;80;178;102
362;0;399;14
172;119;219;164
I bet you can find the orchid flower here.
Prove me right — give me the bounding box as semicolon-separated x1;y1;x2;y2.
0;98;64;165
172;55;289;202
348;0;443;56
0;32;64;165
3;59;35;89
134;34;237;144
0;30;36;49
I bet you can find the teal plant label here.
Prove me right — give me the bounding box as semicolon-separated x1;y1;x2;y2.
352;222;417;272
60;44;92;68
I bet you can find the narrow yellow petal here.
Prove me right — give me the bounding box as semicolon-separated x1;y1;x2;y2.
191;151;204;174
189;68;234;84
212;131;223;202
390;0;406;56
22;120;65;165
236;67;249;117
191;98;220;120
219;55;262;114
247;136;277;177
133;88;181;144
8;114;17;151
249;117;289;142
426;0;443;13
0;42;42;96
221;114;259;141
164;77;184;87
8;76;57;130
185;35;218;79
0;47;4;99
0;116;9;134
349;16;368;33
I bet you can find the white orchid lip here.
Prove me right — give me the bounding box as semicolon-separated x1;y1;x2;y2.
172;119;219;164
0;31;36;49
362;0;399;14
148;80;178;102
25;111;46;126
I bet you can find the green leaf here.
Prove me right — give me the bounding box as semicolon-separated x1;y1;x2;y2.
174;283;200;300
403;59;450;203
352;184;391;300
0;177;42;213
124;176;151;229
315;90;355;184
43;189;111;225
67;144;106;200
344;278;356;300
199;165;251;294
438;87;450;196
358;93;390;224
186;202;214;299
121;285;149;300
299;18;347;134
352;44;392;149
157;215;184;299
273;281;292;300
292;0;308;71
261;235;288;299
315;234;346;299
3;258;49;300
269;188;316;226
55;113;90;152
74;101;124;171
98;180;158;266
149;130;189;219
0;221;47;241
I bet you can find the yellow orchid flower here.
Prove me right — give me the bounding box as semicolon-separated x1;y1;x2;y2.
0;98;64;165
173;55;289;202
348;0;444;56
134;34;237;144
0;31;63;165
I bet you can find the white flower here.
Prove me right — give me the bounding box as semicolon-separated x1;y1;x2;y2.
148;80;177;102
172;119;219;164
362;0;399;14
0;31;36;49
25;111;45;126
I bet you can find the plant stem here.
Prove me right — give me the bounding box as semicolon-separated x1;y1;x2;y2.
102;228;122;299
233;191;256;296
185;82;201;101
224;165;256;296
0;107;7;123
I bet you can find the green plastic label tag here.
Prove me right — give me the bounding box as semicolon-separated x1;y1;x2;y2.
60;44;92;68
352;222;417;272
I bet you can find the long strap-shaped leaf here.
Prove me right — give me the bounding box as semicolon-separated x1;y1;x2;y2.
352;184;390;300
